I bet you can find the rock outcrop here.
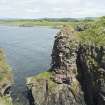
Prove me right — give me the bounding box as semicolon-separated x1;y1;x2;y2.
51;26;78;84
27;26;105;105
27;27;86;105
0;49;13;105
77;44;105;105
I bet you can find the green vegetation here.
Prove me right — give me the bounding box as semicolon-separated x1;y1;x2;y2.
27;71;58;91
0;49;12;88
78;16;105;46
34;71;51;80
0;19;76;28
0;96;13;105
27;16;105;93
0;18;94;28
0;49;13;105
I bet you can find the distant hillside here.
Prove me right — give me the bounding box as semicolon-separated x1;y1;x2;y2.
0;17;96;29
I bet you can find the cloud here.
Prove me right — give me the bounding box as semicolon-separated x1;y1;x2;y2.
26;8;40;13
0;0;105;18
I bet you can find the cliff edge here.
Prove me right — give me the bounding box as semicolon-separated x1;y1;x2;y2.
26;26;86;105
27;18;105;105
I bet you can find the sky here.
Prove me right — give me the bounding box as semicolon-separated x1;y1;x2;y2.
0;0;105;19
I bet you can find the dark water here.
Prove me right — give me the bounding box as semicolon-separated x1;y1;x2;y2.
0;26;58;105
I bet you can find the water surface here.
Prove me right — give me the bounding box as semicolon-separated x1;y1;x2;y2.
0;26;58;105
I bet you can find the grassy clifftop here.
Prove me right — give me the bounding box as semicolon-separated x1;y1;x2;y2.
78;16;105;46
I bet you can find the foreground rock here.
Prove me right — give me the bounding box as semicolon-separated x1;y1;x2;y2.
0;49;13;105
27;71;86;105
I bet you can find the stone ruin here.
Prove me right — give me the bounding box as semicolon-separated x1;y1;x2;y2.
51;26;78;84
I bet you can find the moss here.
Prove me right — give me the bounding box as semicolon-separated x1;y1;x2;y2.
27;70;59;92
0;96;13;105
0;49;12;87
70;80;79;96
32;71;51;80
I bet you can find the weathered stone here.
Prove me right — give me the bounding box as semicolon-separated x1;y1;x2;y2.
27;27;86;105
51;26;78;84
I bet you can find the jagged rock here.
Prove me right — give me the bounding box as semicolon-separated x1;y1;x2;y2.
27;74;86;105
77;44;105;105
27;27;86;105
51;26;78;84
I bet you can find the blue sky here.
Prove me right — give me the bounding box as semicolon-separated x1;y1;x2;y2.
0;0;105;19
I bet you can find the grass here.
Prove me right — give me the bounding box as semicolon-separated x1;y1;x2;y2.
0;96;13;105
34;71;51;80
0;20;73;28
0;19;93;29
0;49;12;105
77;16;105;46
27;70;58;92
27;71;51;84
0;49;12;87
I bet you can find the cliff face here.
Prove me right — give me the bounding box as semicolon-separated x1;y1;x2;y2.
27;27;86;105
77;44;105;105
27;26;105;105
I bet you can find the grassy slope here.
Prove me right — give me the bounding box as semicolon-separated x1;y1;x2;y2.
78;16;105;46
0;97;12;105
0;49;12;105
0;49;12;86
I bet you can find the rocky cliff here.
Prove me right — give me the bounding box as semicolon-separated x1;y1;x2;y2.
0;49;13;105
77;44;105;105
26;26;85;105
27;25;105;105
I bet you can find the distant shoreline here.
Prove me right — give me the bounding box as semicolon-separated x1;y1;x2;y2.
0;20;71;29
0;18;94;29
